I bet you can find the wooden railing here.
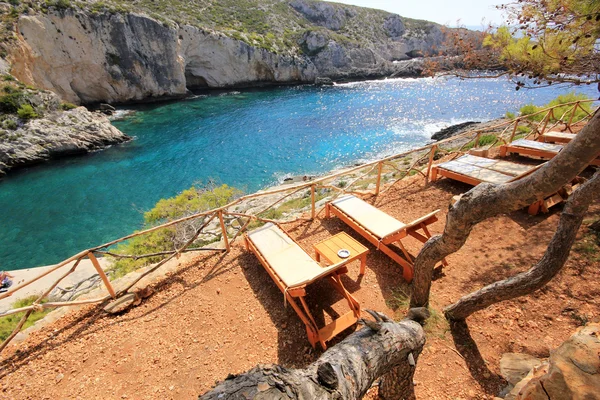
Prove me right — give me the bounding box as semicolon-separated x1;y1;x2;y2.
0;99;596;352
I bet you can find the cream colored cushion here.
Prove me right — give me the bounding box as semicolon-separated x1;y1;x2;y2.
439;160;514;184
331;195;406;239
512;139;563;153
458;154;533;176
542;131;575;141
248;223;339;288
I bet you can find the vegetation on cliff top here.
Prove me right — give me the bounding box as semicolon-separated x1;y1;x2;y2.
1;0;442;56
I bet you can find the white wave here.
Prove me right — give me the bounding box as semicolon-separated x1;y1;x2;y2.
334;77;423;88
109;109;135;121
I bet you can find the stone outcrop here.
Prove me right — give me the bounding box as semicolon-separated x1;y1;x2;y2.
431;121;481;141
506;323;600;400
7;1;455;105
11;10;316;104
0;100;129;176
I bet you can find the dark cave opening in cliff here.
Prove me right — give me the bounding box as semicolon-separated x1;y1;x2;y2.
185;69;209;91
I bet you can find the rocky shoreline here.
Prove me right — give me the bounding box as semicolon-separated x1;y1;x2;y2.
0;105;129;177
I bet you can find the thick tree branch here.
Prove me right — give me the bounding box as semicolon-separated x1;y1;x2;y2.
199;311;426;400
410;110;600;308
444;169;600;320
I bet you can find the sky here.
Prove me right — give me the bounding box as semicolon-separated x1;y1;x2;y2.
333;0;507;28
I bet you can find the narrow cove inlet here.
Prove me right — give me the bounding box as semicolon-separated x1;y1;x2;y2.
0;76;596;270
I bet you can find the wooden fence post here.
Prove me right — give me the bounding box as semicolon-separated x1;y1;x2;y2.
310;185;316;219
425;145;437;184
88;251;116;298
566;102;579;132
474;132;482;148
375;162;383;195
508;118;520;143
218;211;230;252
538;110;551;138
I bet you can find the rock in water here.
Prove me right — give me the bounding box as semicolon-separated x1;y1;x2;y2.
431;121;481;141
315;77;334;86
0;94;129;176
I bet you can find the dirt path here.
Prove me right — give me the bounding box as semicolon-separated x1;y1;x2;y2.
1;174;598;400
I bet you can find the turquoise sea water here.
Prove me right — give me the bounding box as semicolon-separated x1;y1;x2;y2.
0;77;597;270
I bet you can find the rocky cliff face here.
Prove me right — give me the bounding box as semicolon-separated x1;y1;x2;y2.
7;1;453;105
0;90;129;176
11;10;316;104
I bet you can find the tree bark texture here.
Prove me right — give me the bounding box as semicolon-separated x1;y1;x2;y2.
199;312;425;400
444;169;600;320
410;110;600;308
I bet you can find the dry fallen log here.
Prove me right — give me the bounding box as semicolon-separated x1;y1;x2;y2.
410;109;600;309
199;310;426;400
444;169;600;320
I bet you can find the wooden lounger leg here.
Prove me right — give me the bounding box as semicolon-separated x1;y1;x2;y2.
378;242;414;282
430;166;439;182
396;240;414;263
328;273;360;315
499;145;509;157
325;203;331;218
286;295;320;349
528;200;542;215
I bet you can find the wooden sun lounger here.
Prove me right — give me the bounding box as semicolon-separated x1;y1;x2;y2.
431;154;581;215
499;139;600;166
325;195;443;282
539;131;576;144
431;154;536;186
244;223;360;350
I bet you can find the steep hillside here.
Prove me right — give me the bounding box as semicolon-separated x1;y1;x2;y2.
0;0;461;104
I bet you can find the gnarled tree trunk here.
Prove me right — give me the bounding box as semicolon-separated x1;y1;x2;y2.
445;169;600;320
200;311;426;400
410;110;600;309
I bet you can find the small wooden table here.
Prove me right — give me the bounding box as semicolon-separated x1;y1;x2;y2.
314;232;369;275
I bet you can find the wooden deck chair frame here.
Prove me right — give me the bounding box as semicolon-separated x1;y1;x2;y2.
538;131;576;144
244;225;360;350
325;198;444;283
499;140;600;166
430;156;583;215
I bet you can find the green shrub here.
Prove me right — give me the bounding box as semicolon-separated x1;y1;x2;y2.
45;0;71;9
17;104;38;120
463;134;498;150
0;295;51;341
3;119;17;130
60;102;77;110
109;183;241;277
518;92;593;123
0;92;22;113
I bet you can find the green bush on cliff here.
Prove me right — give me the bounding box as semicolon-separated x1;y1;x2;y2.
108;183;241;278
60;102;78;110
517;92;593;123
0;92;22;113
17;104;38;120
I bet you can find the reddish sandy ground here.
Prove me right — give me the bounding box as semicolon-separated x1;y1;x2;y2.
1;169;598;400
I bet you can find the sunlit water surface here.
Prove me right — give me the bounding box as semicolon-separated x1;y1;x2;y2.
0;76;596;269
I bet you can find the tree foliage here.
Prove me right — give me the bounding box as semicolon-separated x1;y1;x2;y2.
493;0;600;85
429;0;600;87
